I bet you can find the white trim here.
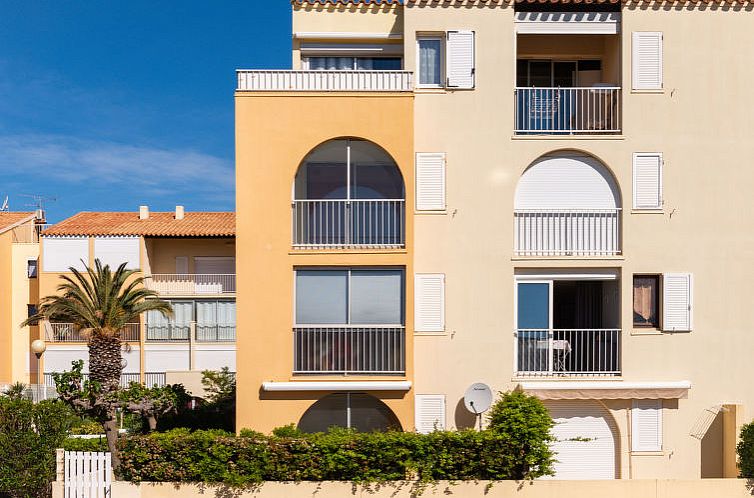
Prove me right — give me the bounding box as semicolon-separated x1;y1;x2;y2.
416;35;444;89
515;12;620;35
262;381;412;392
294;32;403;40
515;270;619;281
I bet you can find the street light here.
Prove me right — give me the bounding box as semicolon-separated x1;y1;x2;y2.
31;339;46;402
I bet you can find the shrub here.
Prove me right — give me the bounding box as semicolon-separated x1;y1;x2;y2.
738;422;754;477
158;369;235;432
63;436;108;452
0;398;72;497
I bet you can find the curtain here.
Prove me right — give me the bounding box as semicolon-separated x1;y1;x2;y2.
633;278;656;325
419;39;441;85
307;57;353;71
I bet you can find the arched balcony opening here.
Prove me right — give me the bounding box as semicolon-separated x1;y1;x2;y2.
292;139;405;249
514;152;621;257
298;393;402;433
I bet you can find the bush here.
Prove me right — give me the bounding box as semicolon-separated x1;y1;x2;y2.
738;422;754;477
63;436;108;452
0;398;72;497
158;369;236;432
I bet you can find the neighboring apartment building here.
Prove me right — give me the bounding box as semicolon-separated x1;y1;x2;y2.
235;0;754;480
0;212;43;388
37;207;236;394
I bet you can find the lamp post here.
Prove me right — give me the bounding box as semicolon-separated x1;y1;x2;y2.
30;339;46;402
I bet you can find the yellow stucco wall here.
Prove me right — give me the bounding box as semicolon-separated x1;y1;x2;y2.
235;92;414;433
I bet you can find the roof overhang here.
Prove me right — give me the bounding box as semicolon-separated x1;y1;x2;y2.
519;380;691;400
515;12;620;35
262;381;412;392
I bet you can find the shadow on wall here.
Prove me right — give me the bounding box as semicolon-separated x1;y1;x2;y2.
701;410;724;479
454;398;477;430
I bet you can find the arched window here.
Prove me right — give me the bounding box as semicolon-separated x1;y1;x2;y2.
292;139;405;249
298;393;402;433
514;152;621;257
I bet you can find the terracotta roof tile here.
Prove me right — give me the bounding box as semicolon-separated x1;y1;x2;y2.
42;212;235;238
293;0;401;5
0;212;36;233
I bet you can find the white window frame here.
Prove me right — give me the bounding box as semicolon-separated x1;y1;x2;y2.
416;35;445;89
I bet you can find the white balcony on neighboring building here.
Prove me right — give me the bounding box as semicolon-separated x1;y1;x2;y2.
144;274;236;296
44;322;140;343
236;70;413;92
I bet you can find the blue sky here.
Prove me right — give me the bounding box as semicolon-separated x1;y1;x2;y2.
0;1;291;222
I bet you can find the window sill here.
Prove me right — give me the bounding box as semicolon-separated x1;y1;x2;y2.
631;328;663;336
414;210;447;216
414;331;448;337
415;87;446;94
631;209;664;215
631;450;665;456
630;89;665;94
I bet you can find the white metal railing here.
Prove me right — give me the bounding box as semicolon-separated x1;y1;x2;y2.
514;209;621;256
144;372;166;387
294;326;405;374
146;324;190;341
237;70;414;92
515;329;621;377
515;87;621;134
45;322;140;342
292;199;405;249
145;274;236;295
196;324;236;342
62;450;112;498
43;373;141;389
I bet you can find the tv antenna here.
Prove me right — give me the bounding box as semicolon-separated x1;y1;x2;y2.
464;383;493;431
0;196;8;211
19;194;57;220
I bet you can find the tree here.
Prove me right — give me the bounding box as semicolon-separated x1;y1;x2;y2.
120;382;188;432
23;259;172;473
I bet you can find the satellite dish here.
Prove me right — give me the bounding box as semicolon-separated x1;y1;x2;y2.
464;382;493;415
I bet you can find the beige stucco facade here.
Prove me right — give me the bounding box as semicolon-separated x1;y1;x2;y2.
235;0;754;481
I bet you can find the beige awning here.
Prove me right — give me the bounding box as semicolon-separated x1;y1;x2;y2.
519;381;691;400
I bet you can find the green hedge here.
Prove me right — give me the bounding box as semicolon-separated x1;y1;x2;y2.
117;426;553;485
63;436;108;452
738;422;754;477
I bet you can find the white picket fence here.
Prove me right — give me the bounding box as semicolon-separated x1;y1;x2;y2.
59;450;112;498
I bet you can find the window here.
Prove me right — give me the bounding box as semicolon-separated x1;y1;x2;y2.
27;259;38;278
93;237;140;270
417;37;443;87
415;394;446;433
632;399;662;452
415;153;446;211
43;236;89;272
632;32;663;90
295;269;404;325
633;273;693;332
305;57;402;71
27;304;38;325
517;59;602;87
633;153;663;210
633;275;659;328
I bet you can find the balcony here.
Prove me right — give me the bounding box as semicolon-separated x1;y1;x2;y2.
236;70;413;92
292;199;405;249
145;322;236;342
515;328;621;377
45;322;140;343
293;326;405;375
144;274;236;296
514;209;621;257
515;87;621;135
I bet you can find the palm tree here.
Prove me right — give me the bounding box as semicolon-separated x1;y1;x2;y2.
23;259;172;470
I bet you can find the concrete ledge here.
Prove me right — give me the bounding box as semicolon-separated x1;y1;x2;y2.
53;479;753;498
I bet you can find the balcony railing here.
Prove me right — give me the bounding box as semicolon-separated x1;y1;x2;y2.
237;70;413;92
44;372;141;388
293;326;405;375
292;199;405;249
146;324;190;341
145;274;236;295
515;329;621;377
144;372;167;387
514;209;621;257
515;87;621;135
45;322;140;342
196;325;236;342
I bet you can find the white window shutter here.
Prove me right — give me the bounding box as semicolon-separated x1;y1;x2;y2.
415;152;446;211
446;30;475;89
415;394;446;433
414;273;445;332
632;32;663;90
663;273;693;332
93;237;141;270
632;399;662;452
633;153;663;209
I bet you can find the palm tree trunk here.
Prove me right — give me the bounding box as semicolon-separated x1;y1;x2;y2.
89;334;123;389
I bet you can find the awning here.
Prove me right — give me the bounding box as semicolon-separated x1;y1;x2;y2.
262;381;412;392
515;12;621;35
519;380;691;400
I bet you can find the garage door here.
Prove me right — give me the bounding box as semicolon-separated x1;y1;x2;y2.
545;400;617;479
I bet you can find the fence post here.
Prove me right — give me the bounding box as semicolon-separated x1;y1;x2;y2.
56;448;64;482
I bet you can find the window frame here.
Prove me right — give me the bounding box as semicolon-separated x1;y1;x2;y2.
294;267;405;327
416;34;445;88
302;56;403;71
27;258;38;278
632;274;661;329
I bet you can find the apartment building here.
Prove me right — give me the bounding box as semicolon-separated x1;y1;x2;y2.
0;212;43;388
37;207;236;395
235;0;754;480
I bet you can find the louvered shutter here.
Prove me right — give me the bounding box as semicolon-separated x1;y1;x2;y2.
415;394;446;433
415;153;446;211
632;399;662;452
633;153;663;209
42;237;89;272
414;273;445;332
446;31;475;89
94;237;140;269
632;32;663;90
663;273;693;332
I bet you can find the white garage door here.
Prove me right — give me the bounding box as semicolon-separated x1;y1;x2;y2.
545;400;617;479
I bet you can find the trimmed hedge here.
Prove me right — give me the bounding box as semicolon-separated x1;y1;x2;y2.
63;436;108;452
738;422;754;477
117;426;553;485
